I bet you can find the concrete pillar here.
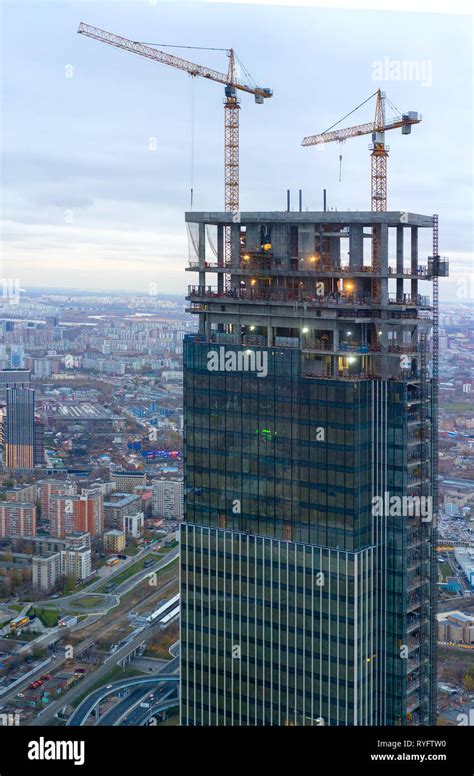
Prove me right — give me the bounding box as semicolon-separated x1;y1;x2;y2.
349;225;363;269
245;224;260;252
231;223;241;272
380;223;389;305
411;227;418;299
217;225;224;268
271;224;289;262
329;234;341;268
198;223;205;270
396;225;404;300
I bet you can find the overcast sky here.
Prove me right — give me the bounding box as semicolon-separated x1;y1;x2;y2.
1;0;472;300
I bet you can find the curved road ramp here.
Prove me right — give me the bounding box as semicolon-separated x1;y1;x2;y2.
67;675;179;726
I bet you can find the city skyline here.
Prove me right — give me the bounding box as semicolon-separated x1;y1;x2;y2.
0;0;473;749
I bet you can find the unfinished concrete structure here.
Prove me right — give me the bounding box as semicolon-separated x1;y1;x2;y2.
181;211;448;726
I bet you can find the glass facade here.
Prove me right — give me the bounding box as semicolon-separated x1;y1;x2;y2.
181;211;440;726
181;525;375;726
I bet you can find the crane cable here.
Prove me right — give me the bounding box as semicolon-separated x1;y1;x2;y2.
189;75;195;209
136;42;229;52
322;90;378;134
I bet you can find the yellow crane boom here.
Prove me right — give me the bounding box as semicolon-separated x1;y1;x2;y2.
301;89;421;212
78;22;272;273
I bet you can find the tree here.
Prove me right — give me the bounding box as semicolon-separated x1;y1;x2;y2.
463;672;474;692
62;576;76;595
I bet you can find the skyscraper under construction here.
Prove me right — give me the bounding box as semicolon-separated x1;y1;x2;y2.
180;210;448;726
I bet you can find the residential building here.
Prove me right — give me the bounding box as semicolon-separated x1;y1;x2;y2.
110;470;146;493
152;478;184;520
104;492;141;529
103;529;126;553
32;552;61;592
123;512;144;539
0;502;36;537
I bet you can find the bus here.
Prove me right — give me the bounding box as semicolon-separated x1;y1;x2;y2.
10;616;29;631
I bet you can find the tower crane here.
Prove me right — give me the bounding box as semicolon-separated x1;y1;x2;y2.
302;89;421;290
301;88;421;212
78;22;272;271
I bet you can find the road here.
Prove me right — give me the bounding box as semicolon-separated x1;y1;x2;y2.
30;632;178;727
96;682;161;726
0;633;98;705
28;628;149;726
6;545;178;666
68;656;179;726
122;684;178;726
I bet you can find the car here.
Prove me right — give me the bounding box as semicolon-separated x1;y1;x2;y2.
106;684;113;689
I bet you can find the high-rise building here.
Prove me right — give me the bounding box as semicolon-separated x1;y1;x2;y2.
80;488;104;536
60;544;92;581
50;490;104;538
0;502;36;538
39;479;78;523
152;478;184;520
110;470;146;493
0;368;30;398
5;385;35;469
34;419;45;465
9;345;25;369
32;552;61;592
123;512;144;539
6;483;37;503
180;210;448;726
104;492;142;529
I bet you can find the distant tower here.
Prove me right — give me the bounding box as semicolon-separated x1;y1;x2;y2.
9;345;25;369
5;386;35;469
